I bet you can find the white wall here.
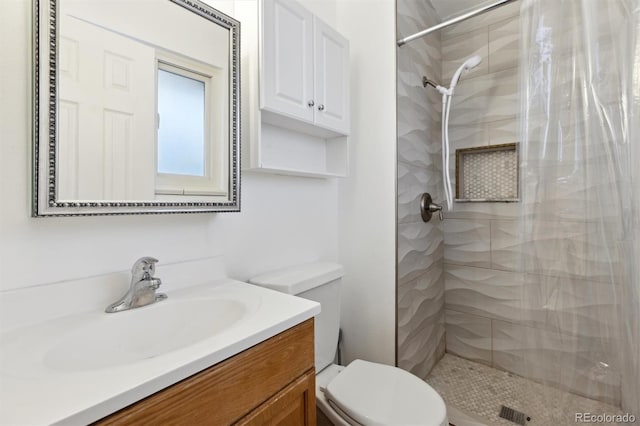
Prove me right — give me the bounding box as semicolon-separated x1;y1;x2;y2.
335;0;397;366
0;0;338;292
0;0;398;369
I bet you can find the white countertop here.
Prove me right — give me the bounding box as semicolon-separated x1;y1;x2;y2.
0;277;319;426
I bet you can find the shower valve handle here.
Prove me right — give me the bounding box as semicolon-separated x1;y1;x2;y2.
420;193;443;222
434;205;444;221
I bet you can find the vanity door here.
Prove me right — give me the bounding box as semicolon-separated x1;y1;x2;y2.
237;370;316;425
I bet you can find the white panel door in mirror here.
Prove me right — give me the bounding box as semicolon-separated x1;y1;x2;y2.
58;16;155;201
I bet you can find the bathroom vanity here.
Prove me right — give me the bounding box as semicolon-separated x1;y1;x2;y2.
0;258;320;425
97;319;316;425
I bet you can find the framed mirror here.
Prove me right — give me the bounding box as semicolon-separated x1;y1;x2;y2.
32;0;240;216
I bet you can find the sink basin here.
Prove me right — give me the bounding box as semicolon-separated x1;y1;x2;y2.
0;272;320;426
43;298;247;371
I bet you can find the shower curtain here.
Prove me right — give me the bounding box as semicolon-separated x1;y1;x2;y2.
518;0;640;421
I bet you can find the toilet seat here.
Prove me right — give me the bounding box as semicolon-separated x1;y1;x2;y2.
324;359;448;426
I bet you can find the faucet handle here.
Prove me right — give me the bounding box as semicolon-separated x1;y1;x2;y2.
430;204;444;221
132;257;159;277
420;193;444;222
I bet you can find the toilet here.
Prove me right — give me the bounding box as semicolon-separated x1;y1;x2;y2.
249;262;448;426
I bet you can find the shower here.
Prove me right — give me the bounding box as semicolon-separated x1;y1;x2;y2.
397;0;640;424
423;55;482;210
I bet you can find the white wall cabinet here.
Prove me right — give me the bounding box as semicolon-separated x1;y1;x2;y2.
261;0;349;137
240;0;350;178
260;0;314;124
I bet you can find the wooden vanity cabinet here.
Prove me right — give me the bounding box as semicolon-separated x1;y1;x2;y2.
95;319;316;426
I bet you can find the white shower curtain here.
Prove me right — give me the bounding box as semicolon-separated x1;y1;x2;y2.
519;0;640;421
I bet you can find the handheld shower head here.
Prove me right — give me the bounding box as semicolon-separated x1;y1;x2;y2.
439;54;482;211
463;55;482;70
449;54;482;90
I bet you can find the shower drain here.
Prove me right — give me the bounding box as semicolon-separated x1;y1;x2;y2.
499;405;530;425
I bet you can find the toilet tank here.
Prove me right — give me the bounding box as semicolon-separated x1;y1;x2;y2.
249;262;344;372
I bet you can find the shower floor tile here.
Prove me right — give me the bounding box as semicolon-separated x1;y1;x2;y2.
426;354;629;426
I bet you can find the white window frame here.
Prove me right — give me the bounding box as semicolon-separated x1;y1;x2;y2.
155;52;228;197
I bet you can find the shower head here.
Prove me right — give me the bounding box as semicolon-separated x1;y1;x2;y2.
463;55;482;70
449;54;482;90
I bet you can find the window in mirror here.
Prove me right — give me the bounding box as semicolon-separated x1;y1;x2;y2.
157;67;207;177
155;56;227;197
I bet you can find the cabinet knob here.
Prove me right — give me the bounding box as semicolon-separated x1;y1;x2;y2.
318;104;325;111
308;100;315;107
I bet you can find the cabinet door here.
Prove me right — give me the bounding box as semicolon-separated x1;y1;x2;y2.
313;17;350;135
237;370;316;426
261;0;315;123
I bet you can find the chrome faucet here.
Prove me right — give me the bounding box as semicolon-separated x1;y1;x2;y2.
105;257;167;313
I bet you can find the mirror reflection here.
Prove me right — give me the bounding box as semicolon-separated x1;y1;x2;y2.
33;0;240;215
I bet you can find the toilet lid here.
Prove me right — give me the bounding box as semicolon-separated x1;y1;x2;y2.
324;359;447;426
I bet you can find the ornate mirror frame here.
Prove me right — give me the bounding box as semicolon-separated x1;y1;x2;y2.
32;0;240;216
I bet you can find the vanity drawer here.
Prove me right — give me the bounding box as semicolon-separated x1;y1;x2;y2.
95;319;315;425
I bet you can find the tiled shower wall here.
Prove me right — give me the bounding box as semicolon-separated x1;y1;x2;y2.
396;0;445;379
440;2;621;405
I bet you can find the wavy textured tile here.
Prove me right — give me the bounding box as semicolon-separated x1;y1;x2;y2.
441;27;489;82
398;162;434;224
518;220;619;282
397;93;441;171
520;159;593;223
397;0;445;379
398;43;441;77
397;0;440;38
492;320;621;405
448;69;519;127
535;274;620;343
490;219;521;271
445;265;528;323
488;117;519;145
445;310;492;365
397;48;442;171
398;130;440;170
443;219;491;267
488;16;519;73
521;125;628;225
522;171;627;226
398;222;444;284
448;121;489;152
398;265;446;379
444;202;520;220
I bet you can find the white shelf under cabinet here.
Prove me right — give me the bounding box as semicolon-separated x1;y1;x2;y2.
251;123;348;178
238;0;350;179
250;167;347;179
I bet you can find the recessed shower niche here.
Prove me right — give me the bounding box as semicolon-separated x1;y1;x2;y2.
455;143;519;202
